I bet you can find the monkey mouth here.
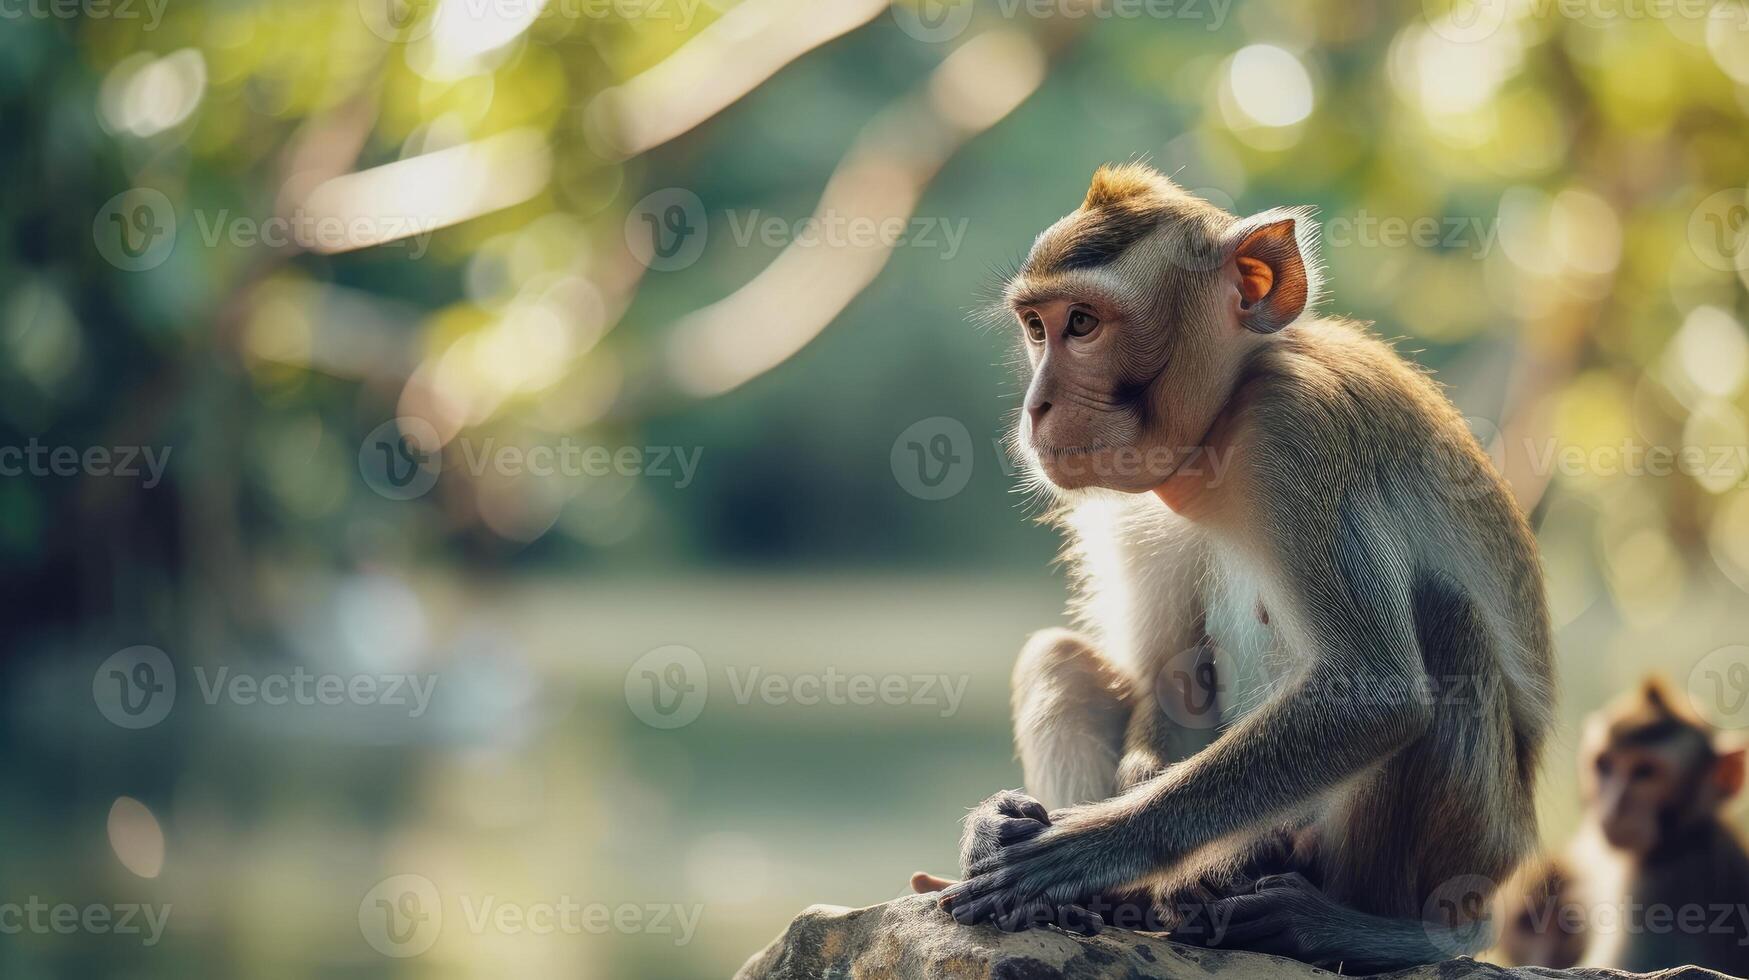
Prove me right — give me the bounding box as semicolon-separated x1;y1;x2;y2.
1035;442;1114;457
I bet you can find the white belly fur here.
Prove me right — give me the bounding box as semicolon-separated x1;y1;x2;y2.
1202;542;1284;726
1064;495;1284;728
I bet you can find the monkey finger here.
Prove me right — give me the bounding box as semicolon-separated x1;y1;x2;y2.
1005;796;1051;825
937;877;980;910
1167;903;1217;944
1252;871;1314;894
950;887;1026;926
948;894;994;924
1195;893;1293;940
1056;904;1105;936
912;871;956;894
995;899;1054;932
1200;909;1291;948
996;817;1050;845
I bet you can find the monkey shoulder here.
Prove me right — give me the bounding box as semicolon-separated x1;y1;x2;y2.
1230;320;1498;497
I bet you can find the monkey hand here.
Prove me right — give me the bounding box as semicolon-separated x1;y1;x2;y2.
1171;872;1340;962
958;789;1052;877
941;803;1120;935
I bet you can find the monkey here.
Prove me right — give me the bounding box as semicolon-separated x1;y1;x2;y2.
1489;856;1587;969
1494;677;1749;974
909;163;1554;971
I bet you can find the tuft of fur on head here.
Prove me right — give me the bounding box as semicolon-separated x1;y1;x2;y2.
1082;162;1181;210
1601;674;1716;752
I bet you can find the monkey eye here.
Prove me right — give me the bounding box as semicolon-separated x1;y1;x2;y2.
1629;762;1656;782
1023;314;1046;344
1596;757;1613;777
1066;308;1100;337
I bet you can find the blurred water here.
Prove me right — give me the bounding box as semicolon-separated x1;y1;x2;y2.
5;563;1748;978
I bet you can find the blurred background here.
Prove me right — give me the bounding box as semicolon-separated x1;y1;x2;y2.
3;0;1749;975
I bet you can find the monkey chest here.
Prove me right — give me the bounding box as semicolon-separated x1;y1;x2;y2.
1200;556;1285;725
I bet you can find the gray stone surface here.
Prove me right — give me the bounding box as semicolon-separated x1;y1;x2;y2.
735;895;1732;980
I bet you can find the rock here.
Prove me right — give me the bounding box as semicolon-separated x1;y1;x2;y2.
735;895;1730;980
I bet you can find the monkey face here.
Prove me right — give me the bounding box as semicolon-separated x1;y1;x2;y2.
1586;742;1683;855
1003;164;1318;497
1010;287;1188;493
1581;677;1748;856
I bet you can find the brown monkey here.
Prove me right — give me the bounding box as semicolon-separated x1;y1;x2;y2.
914;164;1553;971
1499;678;1749;974
1491;857;1587;969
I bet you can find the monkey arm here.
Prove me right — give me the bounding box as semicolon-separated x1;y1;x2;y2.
942;497;1436;922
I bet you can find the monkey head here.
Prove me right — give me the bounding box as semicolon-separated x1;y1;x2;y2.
1579;676;1746;856
1002;163;1320;494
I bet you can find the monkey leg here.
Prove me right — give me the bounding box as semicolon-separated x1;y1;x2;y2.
1175;871;1489;972
1011;628;1132;811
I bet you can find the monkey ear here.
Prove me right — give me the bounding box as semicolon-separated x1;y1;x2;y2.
1225;209;1321;334
1713;745;1746;803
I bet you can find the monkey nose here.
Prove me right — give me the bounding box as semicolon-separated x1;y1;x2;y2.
1027;399;1052;427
